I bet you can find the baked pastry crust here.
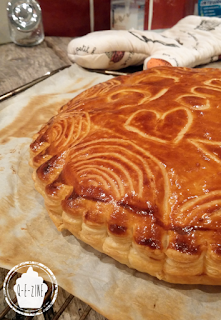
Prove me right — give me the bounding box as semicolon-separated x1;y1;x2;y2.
30;66;221;285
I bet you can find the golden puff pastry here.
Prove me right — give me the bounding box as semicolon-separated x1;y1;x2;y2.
30;66;221;284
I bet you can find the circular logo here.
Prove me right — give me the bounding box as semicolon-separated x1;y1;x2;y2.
3;261;58;316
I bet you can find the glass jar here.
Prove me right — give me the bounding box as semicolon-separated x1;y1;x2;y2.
7;0;44;46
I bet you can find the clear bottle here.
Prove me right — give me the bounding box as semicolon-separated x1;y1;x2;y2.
111;0;145;30
7;0;44;46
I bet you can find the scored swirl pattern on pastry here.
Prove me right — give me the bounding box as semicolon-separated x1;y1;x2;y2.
30;67;221;285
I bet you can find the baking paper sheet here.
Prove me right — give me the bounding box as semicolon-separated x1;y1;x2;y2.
0;64;221;320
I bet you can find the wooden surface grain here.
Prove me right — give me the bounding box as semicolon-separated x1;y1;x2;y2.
0;37;108;320
0;37;72;96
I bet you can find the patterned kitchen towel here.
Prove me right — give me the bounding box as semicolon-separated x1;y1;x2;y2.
67;15;221;70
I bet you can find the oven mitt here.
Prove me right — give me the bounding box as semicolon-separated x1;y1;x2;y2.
67;15;221;70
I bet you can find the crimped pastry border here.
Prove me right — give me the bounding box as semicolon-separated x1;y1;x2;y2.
30;167;221;285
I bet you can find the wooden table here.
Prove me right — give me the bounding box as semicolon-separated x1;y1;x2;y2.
0;36;107;320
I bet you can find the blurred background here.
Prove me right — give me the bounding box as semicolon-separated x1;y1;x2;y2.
0;0;199;45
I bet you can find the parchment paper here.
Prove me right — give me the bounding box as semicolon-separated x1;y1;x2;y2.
0;64;221;320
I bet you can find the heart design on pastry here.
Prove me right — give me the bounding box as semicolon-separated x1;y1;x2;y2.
30;66;221;285
124;107;193;144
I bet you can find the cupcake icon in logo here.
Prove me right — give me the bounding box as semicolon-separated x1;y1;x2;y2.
14;267;48;309
3;261;58;316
